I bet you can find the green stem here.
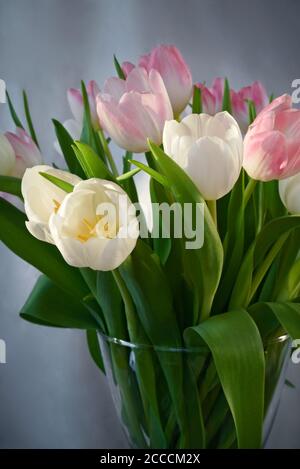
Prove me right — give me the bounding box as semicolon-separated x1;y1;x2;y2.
244;178;257;207
112;269;137;331
207;200;217;226
98;129;119;177
248;233;290;302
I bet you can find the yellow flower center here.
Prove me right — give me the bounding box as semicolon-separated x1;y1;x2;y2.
77;215;117;243
53;199;61;213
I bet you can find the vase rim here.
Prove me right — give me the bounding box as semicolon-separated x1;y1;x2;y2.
98;331;289;353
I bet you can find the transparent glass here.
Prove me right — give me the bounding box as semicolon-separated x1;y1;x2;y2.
98;332;290;449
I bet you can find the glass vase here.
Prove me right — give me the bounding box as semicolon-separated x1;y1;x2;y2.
98;332;290;449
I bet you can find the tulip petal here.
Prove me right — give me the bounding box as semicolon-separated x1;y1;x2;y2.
122;61;135;78
49;178;139;271
67;88;84;123
138;44;192;115
279;173;300;214
5;128;43;168
0;134;16;176
97;93;147;152
186;136;241;200
103;77;126;101
243;130;288;181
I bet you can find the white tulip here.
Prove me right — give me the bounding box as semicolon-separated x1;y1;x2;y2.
279;173;300;214
22;165;82;243
163;112;243;200
48;179;139;271
0;134;16;176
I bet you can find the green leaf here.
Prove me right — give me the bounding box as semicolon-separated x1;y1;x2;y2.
222;78;232;114
264;180;287;219
119;240;205;448
86;330;105;373
249;301;300;341
39;172;73;193
0;197;88;300
185;310;265;448
121;153;139;204
192;85;202;114
73;141;114;180
113;54;126;79
52;119;85;177
20;275;100;329
6;91;24;129
96;271;128;340
213;172;244;312
0;175;22;198
254;216;300;267
129;159;170;188
247;100;257;125
22;90;39;148
120;240;181;348
80;82;105;162
148;141;223;323
149;178;172;265
230;216;300;309
117;168;140;181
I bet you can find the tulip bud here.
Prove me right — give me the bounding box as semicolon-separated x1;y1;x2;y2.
97;67;173;153
48;179;139;271
122;61;135;78
55;81;100;155
67;80;100;130
243;94;300;181
0;134;16;176
163;112;243;200
138;45;193;116
4;128;43;177
196;79;268;133
279;173;300;214
22;165;82;243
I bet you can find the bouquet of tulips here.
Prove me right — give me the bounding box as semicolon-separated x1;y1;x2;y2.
1;45;300;449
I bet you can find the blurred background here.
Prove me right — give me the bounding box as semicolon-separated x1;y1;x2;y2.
0;0;300;448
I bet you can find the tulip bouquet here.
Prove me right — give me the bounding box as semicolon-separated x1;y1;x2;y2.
1;44;300;450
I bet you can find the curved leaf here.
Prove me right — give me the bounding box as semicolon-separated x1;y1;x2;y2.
148;141;223;322
230;216;300;309
86;330;105;373
0;176;22;198
20;275;100;329
73;141;114;180
52;119;85;177
249;301;300;340
185;310;265;448
0;197;88;300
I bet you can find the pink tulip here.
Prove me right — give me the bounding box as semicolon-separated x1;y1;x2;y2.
243;94;300;181
97;67;173;153
5;128;43;177
67;80;100;130
196;78;269;133
122;45;193;116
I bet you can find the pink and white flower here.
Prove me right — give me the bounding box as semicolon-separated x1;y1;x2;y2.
3;128;43;177
243;94;300;181
97;67;173;153
196;78;269;133
55;80;100;153
122;45;193;116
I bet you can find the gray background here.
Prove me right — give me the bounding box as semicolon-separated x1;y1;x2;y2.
0;0;299;448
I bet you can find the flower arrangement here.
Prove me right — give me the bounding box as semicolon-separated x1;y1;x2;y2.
1;44;300;449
